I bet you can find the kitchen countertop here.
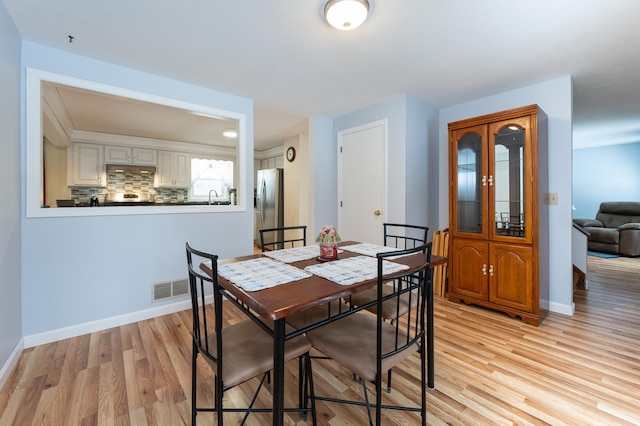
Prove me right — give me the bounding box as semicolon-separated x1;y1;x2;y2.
154;200;231;206
57;200;233;207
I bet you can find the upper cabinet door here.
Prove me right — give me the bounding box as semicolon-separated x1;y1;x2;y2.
173;152;190;187
489;116;533;243
68;143;104;186
156;151;190;188
104;145;131;164
132;148;157;166
450;125;488;238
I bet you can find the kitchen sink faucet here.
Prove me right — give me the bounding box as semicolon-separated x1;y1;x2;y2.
208;189;219;205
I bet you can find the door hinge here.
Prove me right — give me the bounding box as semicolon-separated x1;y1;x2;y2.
340;146;343;153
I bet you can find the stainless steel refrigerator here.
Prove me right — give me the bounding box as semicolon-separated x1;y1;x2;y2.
256;168;284;249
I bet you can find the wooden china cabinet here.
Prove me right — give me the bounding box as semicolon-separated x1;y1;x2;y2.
447;105;549;326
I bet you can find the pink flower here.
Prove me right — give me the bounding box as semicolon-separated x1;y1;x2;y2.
316;225;342;243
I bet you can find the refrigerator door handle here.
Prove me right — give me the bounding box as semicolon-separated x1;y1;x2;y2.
260;180;266;225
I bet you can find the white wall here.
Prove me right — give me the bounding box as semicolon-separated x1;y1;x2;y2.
0;1;23;387
438;76;574;315
297;134;310;233
20;42;255;344
43;139;69;206
283;135;302;228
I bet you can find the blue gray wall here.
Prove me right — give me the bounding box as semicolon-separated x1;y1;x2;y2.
0;1;22;386
308;115;337;234
20;42;255;343
0;12;579;385
333;95;438;234
573;142;640;219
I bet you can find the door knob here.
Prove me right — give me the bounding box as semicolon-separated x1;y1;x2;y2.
374;210;381;216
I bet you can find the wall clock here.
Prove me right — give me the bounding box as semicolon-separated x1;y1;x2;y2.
286;146;296;162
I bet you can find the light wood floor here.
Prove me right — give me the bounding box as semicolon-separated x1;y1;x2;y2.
1;255;639;425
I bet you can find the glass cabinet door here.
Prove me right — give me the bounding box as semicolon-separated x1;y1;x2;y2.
490;117;530;241
452;126;487;236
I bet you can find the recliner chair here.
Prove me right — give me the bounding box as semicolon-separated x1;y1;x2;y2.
573;202;640;257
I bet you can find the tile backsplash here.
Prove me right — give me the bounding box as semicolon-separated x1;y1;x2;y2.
69;171;188;204
154;188;189;203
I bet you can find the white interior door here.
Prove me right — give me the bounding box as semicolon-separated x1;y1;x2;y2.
338;120;386;245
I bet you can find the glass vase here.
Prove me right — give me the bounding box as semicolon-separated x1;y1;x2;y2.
319;243;338;260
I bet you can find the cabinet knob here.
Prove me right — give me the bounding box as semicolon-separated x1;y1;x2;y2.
482;175;487;186
374;210;381;216
489;265;494;276
482;264;487;275
488;175;494;186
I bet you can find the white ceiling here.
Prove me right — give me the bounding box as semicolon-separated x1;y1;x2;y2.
5;0;640;150
44;82;240;148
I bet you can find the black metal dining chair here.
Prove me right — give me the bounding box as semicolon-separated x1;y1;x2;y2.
185;242;316;425
347;223;429;391
349;224;429;315
382;223;429;251
307;243;433;426
259;225;307;251
259;224;321;397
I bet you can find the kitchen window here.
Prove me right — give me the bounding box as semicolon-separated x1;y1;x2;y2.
189;157;234;201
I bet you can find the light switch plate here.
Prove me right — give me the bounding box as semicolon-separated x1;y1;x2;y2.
543;193;558;205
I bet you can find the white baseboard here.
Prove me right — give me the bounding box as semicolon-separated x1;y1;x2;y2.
0;338;24;392
548;300;575;316
23;299;192;348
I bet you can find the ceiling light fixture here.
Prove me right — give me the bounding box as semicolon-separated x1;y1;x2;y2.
222;129;238;138
324;0;370;31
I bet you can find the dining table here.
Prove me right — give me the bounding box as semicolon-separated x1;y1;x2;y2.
199;241;447;426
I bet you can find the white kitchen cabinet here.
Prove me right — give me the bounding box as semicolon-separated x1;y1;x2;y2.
104;145;130;164
133;148;157;165
156;150;190;188
68;143;105;186
260;156;283;170
105;145;157;165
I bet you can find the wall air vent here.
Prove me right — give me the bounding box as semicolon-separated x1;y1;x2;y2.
152;278;190;302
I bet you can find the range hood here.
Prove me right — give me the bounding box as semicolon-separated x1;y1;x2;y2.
106;164;157;174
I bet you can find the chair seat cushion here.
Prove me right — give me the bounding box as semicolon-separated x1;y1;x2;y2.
587;227;620;244
307;312;418;382
204;320;310;388
348;284;418;319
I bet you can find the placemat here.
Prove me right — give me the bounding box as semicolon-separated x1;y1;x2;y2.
263;245;342;263
304;255;409;286
218;258;312;291
340;243;413;259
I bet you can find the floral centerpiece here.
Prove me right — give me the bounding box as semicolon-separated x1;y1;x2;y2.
316;225;341;260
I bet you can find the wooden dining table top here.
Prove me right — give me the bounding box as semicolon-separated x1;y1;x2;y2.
199;241;447;322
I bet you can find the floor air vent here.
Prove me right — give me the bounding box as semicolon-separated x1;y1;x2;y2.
153;278;189;302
